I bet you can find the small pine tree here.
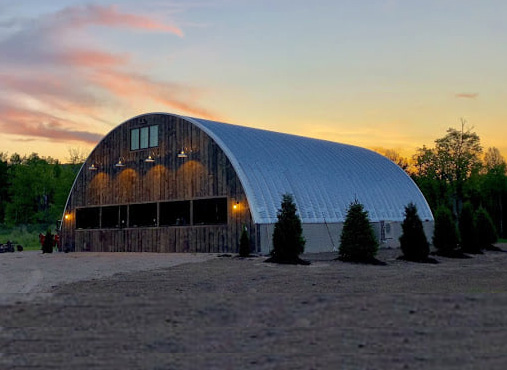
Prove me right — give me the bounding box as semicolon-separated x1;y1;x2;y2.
399;203;430;261
42;228;54;254
339;200;378;262
271;194;305;263
475;207;498;250
459;202;479;253
239;226;251;257
433;205;459;256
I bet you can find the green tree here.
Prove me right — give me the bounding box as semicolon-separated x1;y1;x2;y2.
459;202;479;253
433;205;459;256
270;194;306;263
475;207;498;250
4;153;79;226
413;120;483;215
399;203;430;261
481;147;506;237
338;200;378;262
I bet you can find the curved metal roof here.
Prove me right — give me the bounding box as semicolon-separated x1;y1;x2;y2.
182;115;433;224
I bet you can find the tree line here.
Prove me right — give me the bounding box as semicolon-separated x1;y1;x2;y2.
378;121;506;239
0;122;505;240
410;121;506;239
0;152;83;228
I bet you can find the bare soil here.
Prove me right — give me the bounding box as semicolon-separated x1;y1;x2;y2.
1;245;507;369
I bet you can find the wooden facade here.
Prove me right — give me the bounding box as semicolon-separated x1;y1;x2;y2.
60;114;255;253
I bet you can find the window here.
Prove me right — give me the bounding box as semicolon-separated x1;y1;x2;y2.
131;129;140;150
130;125;158;150
120;205;128;228
160;201;190;226
129;203;157;227
149;125;158;148
101;206;119;228
140;127;149;149
193;198;227;225
76;207;100;229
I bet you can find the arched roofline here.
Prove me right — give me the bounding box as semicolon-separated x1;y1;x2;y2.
60;112;262;226
61;112;434;228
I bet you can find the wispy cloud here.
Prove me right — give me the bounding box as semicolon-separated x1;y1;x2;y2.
0;104;103;144
455;93;479;99
51;4;184;36
0;4;214;149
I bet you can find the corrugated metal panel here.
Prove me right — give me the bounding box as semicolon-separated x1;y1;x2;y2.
183;115;433;224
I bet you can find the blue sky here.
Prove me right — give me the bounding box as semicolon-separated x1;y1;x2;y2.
1;0;506;161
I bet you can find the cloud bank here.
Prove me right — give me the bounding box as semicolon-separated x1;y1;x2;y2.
0;4;213;148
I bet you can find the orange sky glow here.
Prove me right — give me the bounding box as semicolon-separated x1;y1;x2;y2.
1;1;505;163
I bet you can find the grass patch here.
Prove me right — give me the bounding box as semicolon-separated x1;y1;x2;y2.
0;225;49;251
499;238;507;243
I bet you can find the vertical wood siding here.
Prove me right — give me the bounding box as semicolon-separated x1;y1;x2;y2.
61;114;255;253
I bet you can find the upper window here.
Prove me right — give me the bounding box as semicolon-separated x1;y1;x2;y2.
131;125;158;150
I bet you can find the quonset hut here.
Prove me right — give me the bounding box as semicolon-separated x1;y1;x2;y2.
60;112;433;254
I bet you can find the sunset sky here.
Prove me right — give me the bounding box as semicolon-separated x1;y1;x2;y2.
1;0;506;162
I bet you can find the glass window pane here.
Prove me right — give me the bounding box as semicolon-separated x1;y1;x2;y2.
76;207;101;229
193;198;228;225
140;127;149;149
131;129;139;150
149;125;158;148
101;206;119;228
129;203;157;227
160;201;190;226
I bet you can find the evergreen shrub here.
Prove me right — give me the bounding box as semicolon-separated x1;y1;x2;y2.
338;200;378;262
433;205;459;256
475;207;498;250
459;202;479;253
399;203;430;261
269;194;307;264
239;226;251;257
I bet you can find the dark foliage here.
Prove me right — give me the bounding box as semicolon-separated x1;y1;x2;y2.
0;152;82;226
459;202;480;254
399;203;431;262
475;207;498;250
42;229;54;254
239;226;251;257
338;200;379;263
267;194;308;265
433;206;460;257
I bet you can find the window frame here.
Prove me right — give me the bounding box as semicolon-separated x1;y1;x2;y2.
130;125;159;151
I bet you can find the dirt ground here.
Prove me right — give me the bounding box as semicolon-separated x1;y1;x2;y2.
1;245;507;369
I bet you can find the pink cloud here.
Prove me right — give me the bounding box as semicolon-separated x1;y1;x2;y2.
59;50;130;68
0;4;217;151
89;69;217;119
0;105;103;144
54;4;184;36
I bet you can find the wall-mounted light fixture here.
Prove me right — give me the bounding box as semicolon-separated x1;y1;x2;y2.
115;157;125;167
177;149;188;158
88;163;98;171
233;201;240;210
145;154;155;163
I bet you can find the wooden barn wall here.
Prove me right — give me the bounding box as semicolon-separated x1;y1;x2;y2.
60;114;255;253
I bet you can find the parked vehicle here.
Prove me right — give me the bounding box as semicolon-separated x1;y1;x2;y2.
0;241;15;253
